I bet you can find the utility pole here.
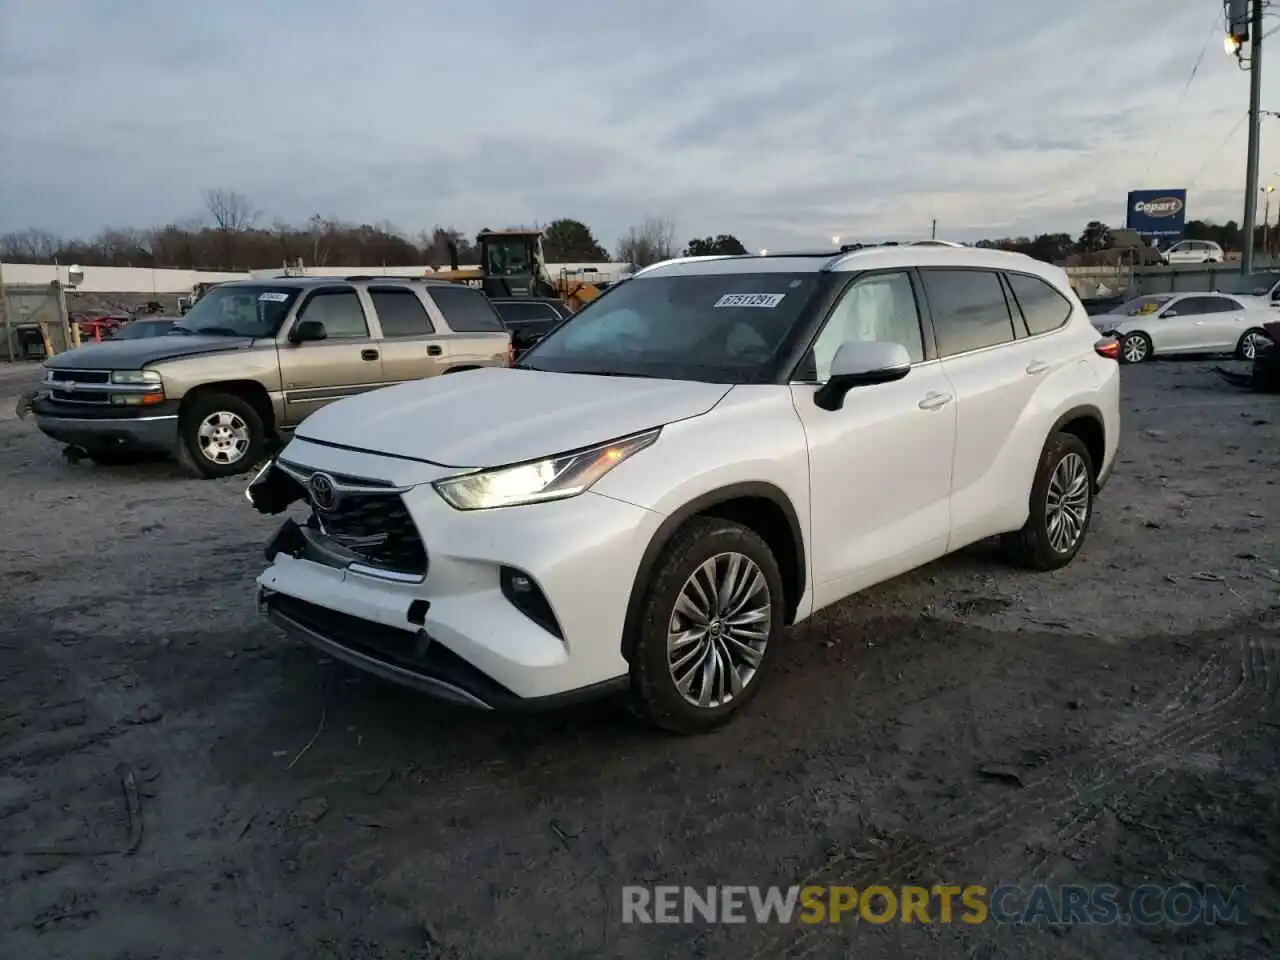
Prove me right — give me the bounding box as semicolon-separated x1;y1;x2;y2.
1228;0;1264;273
930;219;937;240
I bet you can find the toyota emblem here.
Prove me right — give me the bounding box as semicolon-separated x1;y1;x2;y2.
308;472;339;512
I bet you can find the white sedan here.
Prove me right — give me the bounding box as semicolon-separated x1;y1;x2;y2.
1092;292;1273;363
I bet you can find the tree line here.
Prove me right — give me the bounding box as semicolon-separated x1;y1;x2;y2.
0;190;755;272
3;188;1269;272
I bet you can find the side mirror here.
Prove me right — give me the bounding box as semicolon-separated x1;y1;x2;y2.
814;341;911;411
1270;289;1280;302
289;319;327;344
1162;309;1178;318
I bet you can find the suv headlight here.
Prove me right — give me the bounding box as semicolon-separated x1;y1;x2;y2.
433;428;660;510
110;370;162;384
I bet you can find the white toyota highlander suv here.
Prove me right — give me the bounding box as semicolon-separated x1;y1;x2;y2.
248;246;1121;734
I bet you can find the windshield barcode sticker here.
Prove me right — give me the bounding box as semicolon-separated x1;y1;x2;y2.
258;292;290;302
714;293;785;309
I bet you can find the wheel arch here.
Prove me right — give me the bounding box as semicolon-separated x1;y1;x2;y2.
621;481;807;663
180;380;276;436
1048;405;1106;492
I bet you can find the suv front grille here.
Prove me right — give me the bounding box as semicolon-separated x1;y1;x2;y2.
49;369;110;384
308;493;427;574
47;368;112;404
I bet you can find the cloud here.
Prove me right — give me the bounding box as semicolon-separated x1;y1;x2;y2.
0;0;1269;253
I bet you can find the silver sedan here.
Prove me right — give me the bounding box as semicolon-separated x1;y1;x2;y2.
1091;292;1274;364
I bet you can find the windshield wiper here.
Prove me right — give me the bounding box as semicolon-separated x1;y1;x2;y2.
556;369;662;379
183;326;245;337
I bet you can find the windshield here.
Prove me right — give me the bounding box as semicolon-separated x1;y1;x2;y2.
518;272;823;383
1110;295;1172;316
172;285;300;337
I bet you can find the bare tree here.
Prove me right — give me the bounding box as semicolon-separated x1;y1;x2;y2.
616;216;676;267
0;228;64;262
203;189;259;232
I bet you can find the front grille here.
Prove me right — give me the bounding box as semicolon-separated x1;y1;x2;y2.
48;388;110;404
309;493;427;574
277;459;396;489
49;369;110;384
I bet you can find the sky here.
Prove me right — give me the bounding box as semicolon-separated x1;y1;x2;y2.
0;0;1276;254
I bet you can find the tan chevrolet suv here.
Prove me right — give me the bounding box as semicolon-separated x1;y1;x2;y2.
30;276;512;477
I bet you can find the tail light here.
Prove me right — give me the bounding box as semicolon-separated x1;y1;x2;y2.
1094;337;1120;360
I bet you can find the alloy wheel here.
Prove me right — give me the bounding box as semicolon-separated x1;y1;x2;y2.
197;410;250;465
1045;452;1090;553
1242;332;1268;361
667;552;772;708
1122;335;1148;363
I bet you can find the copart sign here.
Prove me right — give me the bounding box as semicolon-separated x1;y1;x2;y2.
1126;189;1188;239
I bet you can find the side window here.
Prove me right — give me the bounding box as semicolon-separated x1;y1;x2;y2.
808;271;924;380
1006;272;1072;336
1200;296;1241;313
921;269;1016;357
296;288;368;339
369;287;435;337
426;286;504;332
1167;297;1206;316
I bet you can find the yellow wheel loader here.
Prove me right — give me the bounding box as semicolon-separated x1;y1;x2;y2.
433;229;604;312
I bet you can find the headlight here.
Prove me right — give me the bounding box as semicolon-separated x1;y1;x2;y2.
111;370;162;384
433;428;660;510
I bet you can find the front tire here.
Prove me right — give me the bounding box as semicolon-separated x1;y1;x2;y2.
176;392;265;479
628;517;785;735
1118;331;1152;364
1001;433;1095;572
1237;327;1271;361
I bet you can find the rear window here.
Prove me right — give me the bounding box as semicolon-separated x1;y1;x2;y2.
426;286;504;332
1005;273;1073;336
520;272;822;383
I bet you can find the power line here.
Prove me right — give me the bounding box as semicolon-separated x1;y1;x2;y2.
1188;110;1249;189
1145;10;1223;179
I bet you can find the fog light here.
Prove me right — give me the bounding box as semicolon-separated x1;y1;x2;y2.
499;566;563;639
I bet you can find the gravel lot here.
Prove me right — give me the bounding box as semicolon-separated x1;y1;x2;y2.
1;358;1277;960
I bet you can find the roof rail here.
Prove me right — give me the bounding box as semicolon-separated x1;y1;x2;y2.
632;254;735;277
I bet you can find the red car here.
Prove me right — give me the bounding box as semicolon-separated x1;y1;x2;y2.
73;314;126;343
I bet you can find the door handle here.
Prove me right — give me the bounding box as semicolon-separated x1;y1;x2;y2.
426;344;443;357
1025;360;1049;375
361;349;379;361
918;391;953;411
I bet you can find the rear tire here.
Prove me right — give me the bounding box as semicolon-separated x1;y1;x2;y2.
1118;331;1152;364
176;392;265;479
627;517;785;735
1001;433;1095;572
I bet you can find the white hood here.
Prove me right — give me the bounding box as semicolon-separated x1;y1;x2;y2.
293;366;732;468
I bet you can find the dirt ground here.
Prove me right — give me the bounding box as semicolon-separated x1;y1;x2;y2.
0;358;1277;960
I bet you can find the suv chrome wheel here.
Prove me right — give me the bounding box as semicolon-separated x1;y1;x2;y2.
198;410;251;465
629;517;784;734
1045;452;1090;553
667;552;771;708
